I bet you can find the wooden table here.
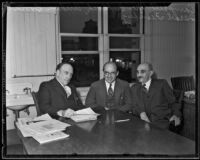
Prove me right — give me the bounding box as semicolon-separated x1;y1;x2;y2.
17;109;195;156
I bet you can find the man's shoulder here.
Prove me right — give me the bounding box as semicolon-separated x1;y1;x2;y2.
152;79;168;85
90;79;104;87
116;78;129;86
40;78;56;87
130;82;140;89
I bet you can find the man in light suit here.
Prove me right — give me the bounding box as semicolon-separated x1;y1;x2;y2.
85;61;132;112
38;62;84;118
131;63;181;129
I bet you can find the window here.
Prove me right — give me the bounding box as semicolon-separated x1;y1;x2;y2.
59;7;144;87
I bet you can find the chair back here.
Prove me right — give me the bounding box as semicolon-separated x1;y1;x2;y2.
31;91;41;116
171;76;195;92
173;89;184;103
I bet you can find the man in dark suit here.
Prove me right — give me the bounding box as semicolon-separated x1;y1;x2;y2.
85;61;132;112
38;62;84;118
131;63;181;129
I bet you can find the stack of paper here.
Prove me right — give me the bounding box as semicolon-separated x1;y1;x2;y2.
26;119;70;135
32;131;69;144
70;108;100;122
16;114;70;144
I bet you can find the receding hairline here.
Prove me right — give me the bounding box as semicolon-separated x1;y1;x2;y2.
56;62;73;71
138;63;153;71
103;61;118;71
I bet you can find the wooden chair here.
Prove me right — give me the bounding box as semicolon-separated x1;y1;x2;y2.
170;76;195;134
171;76;195;92
173;89;184;103
31;92;41;116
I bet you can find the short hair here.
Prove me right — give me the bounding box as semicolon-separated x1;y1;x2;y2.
56;62;73;71
146;63;153;71
103;61;118;71
140;62;153;71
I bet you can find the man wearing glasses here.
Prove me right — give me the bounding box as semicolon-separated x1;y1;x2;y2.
131;63;181;129
85;61;132;112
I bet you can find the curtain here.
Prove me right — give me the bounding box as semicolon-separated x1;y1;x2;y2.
6;7;57;79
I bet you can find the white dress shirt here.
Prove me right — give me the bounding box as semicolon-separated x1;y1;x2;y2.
56;78;71;97
105;81;116;93
144;79;152;91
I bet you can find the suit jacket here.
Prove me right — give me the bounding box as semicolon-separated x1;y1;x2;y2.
38;78;84;117
85;78;132;112
131;79;181;129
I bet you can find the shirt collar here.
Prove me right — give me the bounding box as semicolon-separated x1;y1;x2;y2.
105;80;116;90
56;77;65;88
144;79;152;90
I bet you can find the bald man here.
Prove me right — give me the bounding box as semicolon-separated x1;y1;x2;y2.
38;62;84;118
131;63;181;129
85;61;132;112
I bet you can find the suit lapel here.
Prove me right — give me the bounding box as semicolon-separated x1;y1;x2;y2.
101;79;108;106
52;78;68;100
147;79;157;99
114;79;120;99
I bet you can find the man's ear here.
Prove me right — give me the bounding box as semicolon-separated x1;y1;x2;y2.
56;70;59;77
116;71;119;77
150;71;154;77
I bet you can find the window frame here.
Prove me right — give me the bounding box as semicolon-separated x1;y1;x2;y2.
56;6;144;86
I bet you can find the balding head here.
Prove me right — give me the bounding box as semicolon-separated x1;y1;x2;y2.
103;61;118;72
56;62;73;86
138;63;153;71
103;61;118;83
137;63;154;84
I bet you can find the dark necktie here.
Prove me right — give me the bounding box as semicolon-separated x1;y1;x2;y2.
108;83;114;97
142;84;148;93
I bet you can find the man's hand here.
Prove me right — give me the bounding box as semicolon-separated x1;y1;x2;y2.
140;112;151;123
57;108;75;118
169;115;181;126
62;108;75;118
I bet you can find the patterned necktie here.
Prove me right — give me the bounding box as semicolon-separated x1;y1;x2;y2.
108;83;114;97
142;84;148;93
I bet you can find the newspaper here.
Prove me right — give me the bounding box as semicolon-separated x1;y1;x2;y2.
26;119;70;135
32;131;69;144
16;114;71;144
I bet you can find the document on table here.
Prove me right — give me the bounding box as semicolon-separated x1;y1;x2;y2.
16;122;38;137
32;131;69;144
16;114;54;137
26;119;71;135
16;114;70;137
70;107;100;122
17;113;52;127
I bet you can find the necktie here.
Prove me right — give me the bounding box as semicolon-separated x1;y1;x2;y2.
108;83;114;97
142;84;148;93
